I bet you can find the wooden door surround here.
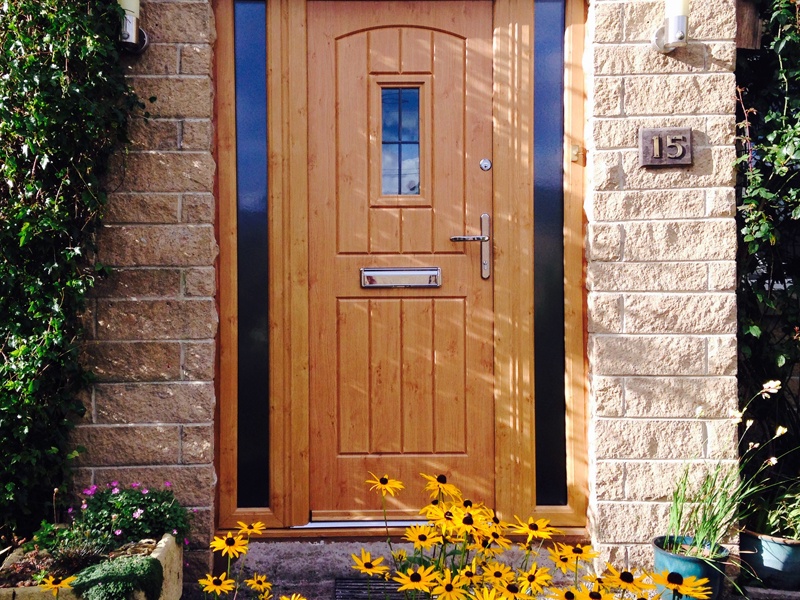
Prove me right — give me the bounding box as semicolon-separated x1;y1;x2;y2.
216;0;588;533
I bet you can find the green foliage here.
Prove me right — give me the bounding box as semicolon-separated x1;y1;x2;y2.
72;555;163;600
737;0;800;499
0;1;136;537
76;482;192;548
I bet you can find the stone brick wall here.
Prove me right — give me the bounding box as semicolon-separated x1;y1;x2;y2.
75;0;217;586
586;0;739;566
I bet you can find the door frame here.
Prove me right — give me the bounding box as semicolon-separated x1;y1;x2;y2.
215;0;588;532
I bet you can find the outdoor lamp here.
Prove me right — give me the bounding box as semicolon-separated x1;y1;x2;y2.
119;0;149;53
652;0;689;53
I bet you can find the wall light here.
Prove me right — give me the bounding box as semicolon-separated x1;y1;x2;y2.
119;0;149;54
652;0;689;53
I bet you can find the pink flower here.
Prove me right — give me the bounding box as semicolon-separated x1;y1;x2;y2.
111;487;120;495
83;485;98;496
184;538;189;546
131;482;140;488
141;488;149;494
114;529;122;536
81;503;87;510
110;481;119;487
163;481;172;488
67;507;73;514
133;509;144;519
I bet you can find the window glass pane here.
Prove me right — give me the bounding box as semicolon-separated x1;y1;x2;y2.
400;143;420;194
381;88;400;143
234;0;269;509
399;88;419;141
382;87;420;195
382;144;400;195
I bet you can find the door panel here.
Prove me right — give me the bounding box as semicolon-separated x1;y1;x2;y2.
308;1;494;519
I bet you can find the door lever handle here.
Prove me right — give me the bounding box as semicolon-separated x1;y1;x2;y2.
450;213;491;279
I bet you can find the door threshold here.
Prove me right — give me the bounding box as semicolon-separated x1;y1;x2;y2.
291;520;424;529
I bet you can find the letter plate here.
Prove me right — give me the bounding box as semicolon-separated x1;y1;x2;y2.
639;127;692;167
361;267;442;288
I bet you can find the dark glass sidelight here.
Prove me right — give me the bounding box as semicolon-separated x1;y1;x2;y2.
534;0;568;506
234;0;270;508
381;88;421;195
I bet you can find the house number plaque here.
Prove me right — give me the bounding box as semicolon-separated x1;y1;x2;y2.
639;127;692;167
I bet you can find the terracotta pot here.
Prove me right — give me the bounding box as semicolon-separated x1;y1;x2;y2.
740;529;800;590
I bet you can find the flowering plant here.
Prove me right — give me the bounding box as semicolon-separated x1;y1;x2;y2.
352;472;711;600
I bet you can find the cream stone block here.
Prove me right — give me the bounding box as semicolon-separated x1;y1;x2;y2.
593;2;624;43
623;220;736;261
589;293;623;333
708;334;737;375
625;376;737;418
627;542;656;569
706;41;737;72
592;375;625;417
587;223;623;261
706;419;738;460
593;189;706;220
706;115;737;145
622;146;736;190
690;0;737;40
624;459;726;501
708;261;736;290
623;292;736;334
595;418;706;459
624;1;661;43
594;43;705;76
595;501;671;543
593;116;706;150
595;461;626;500
590;334;706;375
587;262;708;291
624;73;735;115
593;76;623;116
706;187;736;217
592;150;623;190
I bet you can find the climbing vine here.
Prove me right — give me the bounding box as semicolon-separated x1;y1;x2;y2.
0;1;136;537
737;0;800;480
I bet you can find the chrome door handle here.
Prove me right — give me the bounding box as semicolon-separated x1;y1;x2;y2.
450;213;491;279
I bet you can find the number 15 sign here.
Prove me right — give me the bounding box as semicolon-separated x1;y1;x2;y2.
639;127;693;167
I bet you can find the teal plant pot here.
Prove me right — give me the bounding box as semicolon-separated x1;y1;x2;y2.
740;530;800;590
652;536;729;600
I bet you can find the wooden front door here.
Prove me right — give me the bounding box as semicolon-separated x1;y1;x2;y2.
308;1;495;520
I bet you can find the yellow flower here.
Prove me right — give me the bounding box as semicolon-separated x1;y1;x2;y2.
485;526;513;550
510;516;562;541
199;572;236;595
651;571;711;600
245;573;273;593
426;503;459;535
366;472;404;497
517;563;552;594
602;563;654;595
564;543;599;563
493;580;526;600
393;564;438;592
238;520;267;536
210;531;249;558
459;558;483;586
545;586;581;600
420;473;462;501
574;585;616;600
351;548;389;577
40;575;77;596
547;544;575;574
403;524;442;550
431;569;470;600
482;561;514;586
280;594;308;600
471;586;499;600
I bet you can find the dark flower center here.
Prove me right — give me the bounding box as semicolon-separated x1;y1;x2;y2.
559;556;570;563
667;572;684;585
365;562;374;569
589;593;601;600
411;573;422;583
463;514;474;525
52;578;62;585
445;584;454;592
380;477;388;485
419;534;428;542
437;474;447;484
464;499;473;507
573;547;583;554
527;574;536;582
565;593;575;600
621;572;634;584
465;571;474;578
491;532;500;540
494;571;502;578
225;537;236;546
444;511;454;521
528;523;539;531
506;584;519;594
213;578;222;586
431;499;440;506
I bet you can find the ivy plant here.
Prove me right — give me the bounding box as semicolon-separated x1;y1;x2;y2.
737;0;800;488
0;1;136;537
